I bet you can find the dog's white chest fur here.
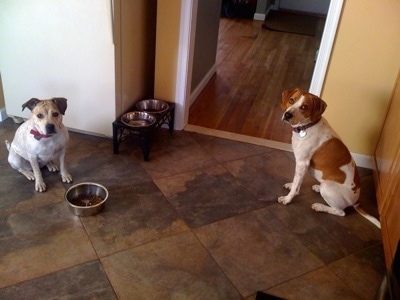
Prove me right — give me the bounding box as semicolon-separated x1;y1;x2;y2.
291;118;336;161
11;120;69;167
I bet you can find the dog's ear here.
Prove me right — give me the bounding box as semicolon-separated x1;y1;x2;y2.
52;97;68;115
311;95;327;117
22;98;41;111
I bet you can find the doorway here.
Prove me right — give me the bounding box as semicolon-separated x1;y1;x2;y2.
188;14;325;144
176;0;343;145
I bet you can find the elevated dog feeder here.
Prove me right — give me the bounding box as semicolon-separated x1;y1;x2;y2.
112;100;175;161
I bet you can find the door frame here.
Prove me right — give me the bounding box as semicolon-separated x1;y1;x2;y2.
174;0;343;130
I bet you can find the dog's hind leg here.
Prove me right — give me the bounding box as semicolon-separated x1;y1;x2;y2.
46;161;59;172
311;203;345;216
312;184;321;193
311;181;351;216
5;140;11;151
7;145;36;181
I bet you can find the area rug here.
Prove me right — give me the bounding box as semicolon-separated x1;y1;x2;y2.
262;10;318;36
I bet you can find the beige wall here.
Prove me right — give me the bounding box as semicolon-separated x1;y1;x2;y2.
114;0;157;117
154;0;181;101
321;0;400;155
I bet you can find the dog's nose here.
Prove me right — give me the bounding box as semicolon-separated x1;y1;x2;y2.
46;124;56;134
284;112;293;121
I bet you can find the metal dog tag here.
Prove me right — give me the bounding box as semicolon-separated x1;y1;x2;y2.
299;130;307;138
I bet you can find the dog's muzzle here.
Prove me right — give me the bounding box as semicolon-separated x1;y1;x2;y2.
283;111;293;121
46;124;57;134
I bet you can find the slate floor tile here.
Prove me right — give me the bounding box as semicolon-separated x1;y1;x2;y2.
0;201;97;288
0;260;116;299
223;148;317;202
67;131;152;187
329;243;386;299
80;181;189;257
101;231;241;299
268;185;382;264
155;164;265;228
194;208;324;297
132;129;218;179
266;266;360;299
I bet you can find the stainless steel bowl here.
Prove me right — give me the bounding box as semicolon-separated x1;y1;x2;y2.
120;111;157;128
136;99;169;114
65;182;108;217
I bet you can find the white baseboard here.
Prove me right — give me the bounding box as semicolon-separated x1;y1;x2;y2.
189;64;217;106
253;13;266;21
352;153;374;169
0;107;8;122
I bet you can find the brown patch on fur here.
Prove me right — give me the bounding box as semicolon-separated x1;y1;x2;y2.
281;89;303;110
310;138;352;183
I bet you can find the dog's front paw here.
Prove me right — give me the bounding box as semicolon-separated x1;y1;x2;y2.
278;195;292;205
46;162;59;172
35;181;47;192
20;170;35;181
283;182;293;190
61;173;73;183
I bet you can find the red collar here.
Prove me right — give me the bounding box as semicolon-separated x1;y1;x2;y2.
30;129;53;140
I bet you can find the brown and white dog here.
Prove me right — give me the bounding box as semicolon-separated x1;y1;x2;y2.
278;88;380;227
5;98;73;192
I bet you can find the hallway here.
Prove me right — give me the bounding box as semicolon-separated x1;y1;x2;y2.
189;16;325;144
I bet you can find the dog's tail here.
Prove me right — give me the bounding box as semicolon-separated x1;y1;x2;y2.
5;140;11;151
354;203;381;229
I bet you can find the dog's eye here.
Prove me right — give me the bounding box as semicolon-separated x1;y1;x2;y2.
37;114;44;119
288;98;294;104
300;105;308;110
52;112;59;117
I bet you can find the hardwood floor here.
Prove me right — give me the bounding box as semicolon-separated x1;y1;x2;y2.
188;16;325;144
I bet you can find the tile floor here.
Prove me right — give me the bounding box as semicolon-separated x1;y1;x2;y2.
0;118;385;299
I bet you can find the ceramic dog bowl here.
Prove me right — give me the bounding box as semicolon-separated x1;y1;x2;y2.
120;111;157;128
65;182;108;216
136;99;169;114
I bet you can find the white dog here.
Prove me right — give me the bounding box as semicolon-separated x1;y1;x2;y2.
5;98;73;192
278;89;380;227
